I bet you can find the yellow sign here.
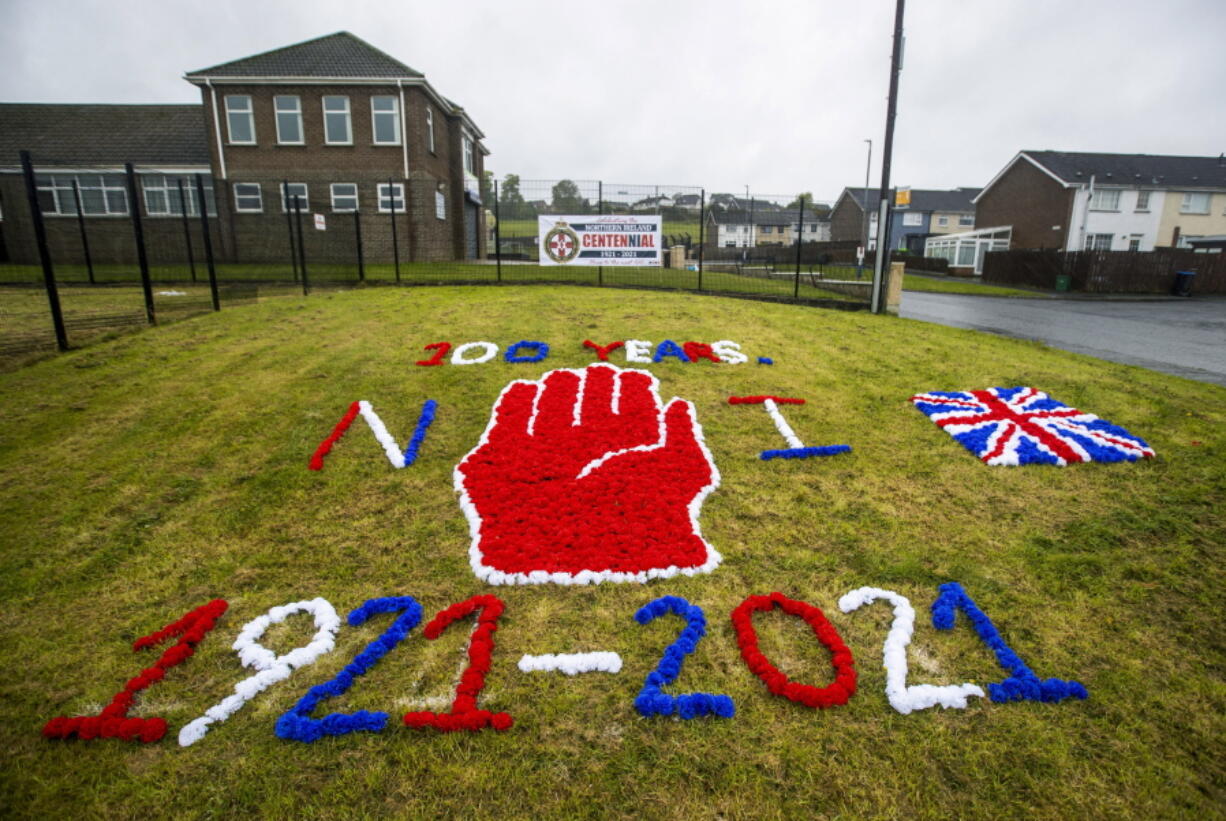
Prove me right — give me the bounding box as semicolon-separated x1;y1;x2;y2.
895;187;911;207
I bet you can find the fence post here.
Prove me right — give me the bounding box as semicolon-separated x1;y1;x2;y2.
194;174;219;312
494;179;502;283
793;196;805;299
354;210;365;282
125;163;156;326
283;181;299;282
177;179;196;283
597;181;604;287
697;189;705;291
71;180;95;285
389;178;401;283
294;197;309;295
20;150;69;351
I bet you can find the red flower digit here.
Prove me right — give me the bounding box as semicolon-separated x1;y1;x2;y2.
731;593;856;709
455;363;721;585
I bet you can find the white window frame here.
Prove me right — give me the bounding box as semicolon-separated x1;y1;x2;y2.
426;106;435;153
1128;235;1142;252
937;215;949;227
330;183;358;213
463;135;475;174
1134;190;1150;212
1180;192;1210;214
1089;188;1121;211
274;95;304;145
322;96;352;145
435;190;446;221
1084;233;1114;251
233;182;263;213
902;212;922;226
36;174;129;216
377;183;404;213
958;214;974;226
280;183;309;213
225;95;256;145
142;175;217;217
371;96;401;145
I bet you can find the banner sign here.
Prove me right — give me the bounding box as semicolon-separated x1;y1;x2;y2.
538;215;661;266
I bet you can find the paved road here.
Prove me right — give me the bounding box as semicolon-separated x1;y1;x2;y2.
900;292;1226;387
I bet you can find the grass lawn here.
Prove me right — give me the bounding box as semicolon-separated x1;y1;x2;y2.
902;274;1047;298
0;285;1222;818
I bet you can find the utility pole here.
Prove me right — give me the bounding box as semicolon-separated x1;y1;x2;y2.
871;0;906;314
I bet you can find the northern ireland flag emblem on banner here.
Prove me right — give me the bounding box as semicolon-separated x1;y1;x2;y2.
909;387;1155;466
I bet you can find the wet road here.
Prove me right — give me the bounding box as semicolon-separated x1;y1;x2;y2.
899;292;1226;387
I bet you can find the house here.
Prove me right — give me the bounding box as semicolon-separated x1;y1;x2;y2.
829;187;978;254
973;150;1226;252
0;32;489;265
630;195;674;212
672;193;702;212
705;207;831;248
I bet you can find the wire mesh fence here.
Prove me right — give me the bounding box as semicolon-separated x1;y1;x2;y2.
0;157;869;365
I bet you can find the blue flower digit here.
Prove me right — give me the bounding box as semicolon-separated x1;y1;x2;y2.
504;340;550;363
633;596;735;719
275;596;424;742
931;582;1088;704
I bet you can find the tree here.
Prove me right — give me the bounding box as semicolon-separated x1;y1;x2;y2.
480;170;494;206
786;192;815;210
499;173;526;219
551;179;586;213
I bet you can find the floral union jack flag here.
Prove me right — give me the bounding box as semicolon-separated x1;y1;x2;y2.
909;387;1155;466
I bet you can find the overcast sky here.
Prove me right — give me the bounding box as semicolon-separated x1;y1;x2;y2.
3;0;1224;202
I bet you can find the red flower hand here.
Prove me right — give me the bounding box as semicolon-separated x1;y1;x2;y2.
456;364;721;584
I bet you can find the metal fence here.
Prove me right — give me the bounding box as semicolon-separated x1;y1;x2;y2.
0;153;870;363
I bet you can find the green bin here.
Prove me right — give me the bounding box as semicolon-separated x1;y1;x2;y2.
1054;274;1071;292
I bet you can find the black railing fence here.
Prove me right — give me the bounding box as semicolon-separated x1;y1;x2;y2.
0;154;864;361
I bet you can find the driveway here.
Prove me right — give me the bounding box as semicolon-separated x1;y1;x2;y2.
899;292;1226;387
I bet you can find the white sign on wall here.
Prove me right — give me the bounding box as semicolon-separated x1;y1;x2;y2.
314;214;326;231
538;215;661;267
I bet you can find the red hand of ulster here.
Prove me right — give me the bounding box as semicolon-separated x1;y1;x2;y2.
455;363;721;585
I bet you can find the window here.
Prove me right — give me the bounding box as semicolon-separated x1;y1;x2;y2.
808;224;817;232
142;175;217;216
377;183;404;213
371;96;401;145
958;214;974;226
903;212;922;226
937;215;949;227
1135;190;1150;211
1176;234;1202;249
225;95;255;144
1089;188;1121;211
280;183;309;213
1084;233;1113;250
463;135;475;174
1180;192;1210;214
36;174;128;216
1128;235;1142;252
426;106;435;153
322;96;352;144
956;243;975;266
233;183;262;212
760;226;771;234
274;95;303;144
435;190;446;220
330;183;358;212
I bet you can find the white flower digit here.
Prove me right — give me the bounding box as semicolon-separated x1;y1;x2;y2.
517;652;623;675
178;598;341;746
838;587;984;715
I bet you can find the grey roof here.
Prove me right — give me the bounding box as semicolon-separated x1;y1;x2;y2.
0;103;209;167
711;208;830;225
187;32;423;79
843;186;978;213
1022;150;1226;188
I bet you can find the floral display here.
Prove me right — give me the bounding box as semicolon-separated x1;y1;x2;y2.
583;339;625;361
729;395;851;461
275;597;424;742
403;595;513;732
415;342;452;367
838;587;984;714
178;598;340;746
402;400;438;467
504;341;550;363
652;340;691;363
757;357;773;365
308;401;361;471
454;363;721;585
731;593;857;709
42;599;228;743
633;596;735;718
451;341;499;365
931;582;1088;703
517;652;623;675
682;342;721;363
310;400;436;470
910;387;1155;465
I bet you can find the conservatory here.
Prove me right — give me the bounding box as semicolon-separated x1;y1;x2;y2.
924;226;1012;275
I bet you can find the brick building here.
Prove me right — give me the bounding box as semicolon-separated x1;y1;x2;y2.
0;32;489;265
